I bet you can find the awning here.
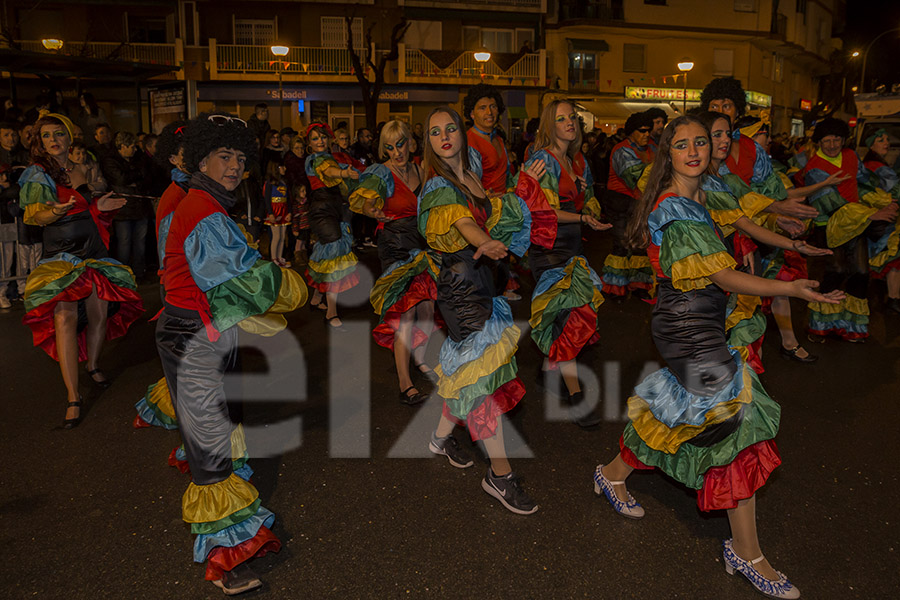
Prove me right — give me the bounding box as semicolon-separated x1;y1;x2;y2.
0;48;178;81
571;99;685;125
567;39;610;53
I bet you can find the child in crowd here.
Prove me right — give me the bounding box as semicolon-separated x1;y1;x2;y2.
263;159;291;267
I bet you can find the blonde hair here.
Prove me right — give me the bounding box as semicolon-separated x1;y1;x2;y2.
534;99;582;160
378;120;411;160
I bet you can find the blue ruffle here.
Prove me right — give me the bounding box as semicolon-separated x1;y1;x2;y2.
438;297;515;377
157;212;174;265
380;248;428;278
233;462;254;482
702;173;733;194
634;349;744;428
533;256;603;298
600;271;630;287
506;194;532;258
309;222;354;262
648;196;718;246
134;398;178;430
467;146;484;180
808;318;868;334
184;212;261;292
37;251;125;268
193;508;275;562
868;223;896;256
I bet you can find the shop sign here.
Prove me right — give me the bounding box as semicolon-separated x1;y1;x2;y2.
800;99;812;111
625;87;702;102
746;91;772;107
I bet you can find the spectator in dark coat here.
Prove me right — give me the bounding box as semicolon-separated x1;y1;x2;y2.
102;131;152;279
247;103;271;146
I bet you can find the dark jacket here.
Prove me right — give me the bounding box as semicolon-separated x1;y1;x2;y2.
101;151;152;221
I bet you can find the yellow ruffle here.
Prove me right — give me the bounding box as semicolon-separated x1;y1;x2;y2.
628;364;754;454
435;324;520;398
485;196;503;232
23;202;52;226
315;157;343;188
237;268;307;336
424;204;471;253
778;172;795;191
529;257;600;328
24;258;133;299
583;196;603;220
369;252;431;315
725;294;761;330
147;377;176;420
182;473;258;524
541;186;561;210
870;227;900;269
861;188;893;209
307;252;358;275
710;207;745;233
236;224;259;250
230;424;247;461
603;254;630;270
827;203;878;248
739;191;775;220
349;186;384;215
670;251;736;292
637;165;651;195
238;314;287;336
809;295;869;317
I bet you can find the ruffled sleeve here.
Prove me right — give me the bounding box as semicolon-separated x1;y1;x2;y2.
18;165;58;225
612;144;647;191
349;163;392;215
702;175;744;233
650;196;735;291
826;202;878;248
485;188;532;258
750;141;787;201
580;158;602;219
719;172;774;222
306;153;343;188
532;150;562;210
804;167;847;225
521;150;559;247
417;177;473;253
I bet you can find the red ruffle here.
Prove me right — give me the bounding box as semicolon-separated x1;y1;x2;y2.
547;304;600;366
372;272;438;351
205;526;281;581
602;282;627;297
22;268;144;362
807;327;868;341
627;280;653;291
774;250;807;282
88;203;115;248
168;447;191;474
745;335;765;374
529;210;558;249
872;257;900;279
441;377;525;441
697;439;781;511
133;415;152;429
304;270;360;294
732;232;757;265
618;435;654;470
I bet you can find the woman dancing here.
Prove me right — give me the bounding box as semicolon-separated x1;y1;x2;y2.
592;115;843;598
523;99;611;427
156;113;306;595
418;106;543;514
349;120;439;405
304;122;360;329
18;113;143;428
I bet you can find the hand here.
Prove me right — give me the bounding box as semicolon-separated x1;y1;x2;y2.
521;159;546;181
869;203;899;222
792;240;832;257
346;168;360;181
473;239;508;261
96;191;127;212
48;199;77;216
582;214;612;231
367;207;391;223
742;251;756;275
790;279;844;304
823;171;851;187
775;216;805;237
575;174;586;193
772;197;819;220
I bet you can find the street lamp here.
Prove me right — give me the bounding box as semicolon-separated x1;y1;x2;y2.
677;59;694;113
271;45;290;128
41;38;63;51
474;46;491;79
860;27;900;93
851;51;860;58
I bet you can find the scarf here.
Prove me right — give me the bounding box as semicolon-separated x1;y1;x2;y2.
189;172;237;211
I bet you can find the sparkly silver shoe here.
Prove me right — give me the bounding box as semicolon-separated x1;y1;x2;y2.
592;464;644;519
723;538;800;599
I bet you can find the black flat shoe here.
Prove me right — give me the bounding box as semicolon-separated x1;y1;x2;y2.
212;562;263;596
309;299;327;312
399;385;427;406
324;315;346;331
87;368;111;388
567;391;603;428
63;396;84;429
415;362;439;384
779;345;818;363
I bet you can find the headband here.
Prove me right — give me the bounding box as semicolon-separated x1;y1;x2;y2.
306;122;334;139
40;110;76;140
865;128;888;148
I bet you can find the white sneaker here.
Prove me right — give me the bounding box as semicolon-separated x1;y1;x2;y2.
0;295;11;309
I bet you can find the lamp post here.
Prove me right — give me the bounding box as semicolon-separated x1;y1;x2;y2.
41;38;64;51
271;45;289;128
860;27;900;93
474;46;491;78
677;59;694;113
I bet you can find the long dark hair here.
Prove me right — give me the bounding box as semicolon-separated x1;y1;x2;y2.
29;115;71;186
422;106;479;204
80;92;100;117
625;115;710;250
696;110;732;175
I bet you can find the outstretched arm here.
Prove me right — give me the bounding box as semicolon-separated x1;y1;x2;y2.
710;267;843;303
732;215;832;256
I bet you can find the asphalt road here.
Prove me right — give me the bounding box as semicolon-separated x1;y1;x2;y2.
1;241;899;599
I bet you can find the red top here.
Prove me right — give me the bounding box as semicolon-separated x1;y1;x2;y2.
803;149;860;203
555;152;590;211
724;134;758;186
383;170;419;220
156;181;187;236
467;128;510;195
57;184;115;248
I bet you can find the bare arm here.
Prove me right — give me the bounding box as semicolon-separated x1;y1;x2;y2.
709;268;842;303
731;215;831;256
454;216;507;260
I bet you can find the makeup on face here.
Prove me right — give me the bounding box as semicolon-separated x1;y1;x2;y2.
40;125;70;157
554;104;578;142
429;112;461;157
710;118;732;160
669;123;710;176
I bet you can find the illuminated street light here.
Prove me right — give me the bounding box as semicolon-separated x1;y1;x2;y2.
852;86;858;92
677;59;694;113
41;38;64;51
851;51;860;58
271;45;290;127
473;47;491;63
270;45;289;57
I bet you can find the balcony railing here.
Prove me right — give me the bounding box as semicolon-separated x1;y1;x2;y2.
404;49;543;84
399;0;543;11
569;68;601;91
559;0;623;21
215;44;357;75
16;40;178;66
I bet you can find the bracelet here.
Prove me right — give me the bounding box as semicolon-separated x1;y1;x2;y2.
792;240;803;250
51;208;63;216
580;214;585;223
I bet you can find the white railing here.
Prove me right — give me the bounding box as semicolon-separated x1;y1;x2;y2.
17;40;177;65
405;50;541;81
216;44;358;74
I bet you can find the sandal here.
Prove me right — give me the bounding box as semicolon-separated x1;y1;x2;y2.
399;385;427;406
64;396;84;429
779;345;818;363
87;368;111;389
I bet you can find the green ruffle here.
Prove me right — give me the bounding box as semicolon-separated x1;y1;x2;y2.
659;220;730;278
622;370;781;489
488;193;527;249
418;185;469;238
810;188;846;225
751;172;787;202
531;263;601;355
25;260;138;312
206;259;281;331
190;498;261;535
728;310;766;347
446;360;518;420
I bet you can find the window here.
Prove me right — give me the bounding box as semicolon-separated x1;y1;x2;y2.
321;16;363;49
482;29;514;53
234;18;276;45
644;0;667;5
569;52;599;89
623;44;645;73
405;20;442;51
796;0;807;25
127;14;169;43
515;29;535;53
713;49;734;76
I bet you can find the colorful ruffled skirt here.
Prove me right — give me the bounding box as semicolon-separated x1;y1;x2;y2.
306;221;359;294
808;295;869;341
22;252;143;361
369;249;441;351
620;349;782;511
725;294;766;375
600;252;655;297
868;219;900;278
134;376;179;430
530;255;603;367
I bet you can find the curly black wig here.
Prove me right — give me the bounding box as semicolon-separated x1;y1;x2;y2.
644;107;668;125
463;84;506;121
183;112;259;174
624;111;654;135
154;119;188;169
699;77;747;117
811;117;850;142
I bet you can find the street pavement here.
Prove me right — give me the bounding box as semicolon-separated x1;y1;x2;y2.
1;240;899;599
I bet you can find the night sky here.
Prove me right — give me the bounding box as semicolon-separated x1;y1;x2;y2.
842;0;900;92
